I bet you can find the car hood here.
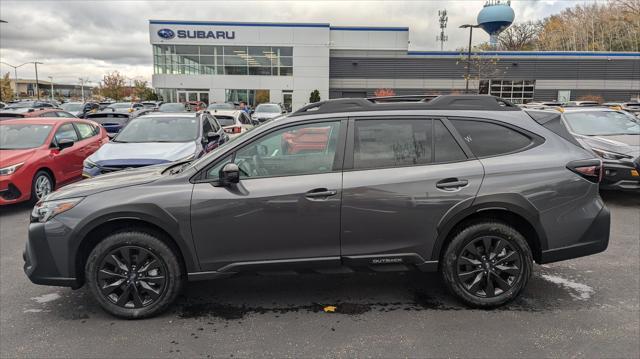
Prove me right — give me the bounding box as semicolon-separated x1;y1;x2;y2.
254;112;280;119
89;141;197;163
46;165;167;200
0;148;38;167
576;134;640;157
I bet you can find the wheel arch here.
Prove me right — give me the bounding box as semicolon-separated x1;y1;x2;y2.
72;215;196;286
33;167;56;187
434;194;547;264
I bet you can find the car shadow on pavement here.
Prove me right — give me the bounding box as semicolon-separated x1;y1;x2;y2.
600;190;640;207
0;201;33;216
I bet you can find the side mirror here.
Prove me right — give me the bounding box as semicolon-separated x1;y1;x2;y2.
219;163;240;185
57;138;74;151
282;109;287;114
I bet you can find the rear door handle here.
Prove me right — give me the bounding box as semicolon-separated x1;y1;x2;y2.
305;188;338;199
436;179;469;190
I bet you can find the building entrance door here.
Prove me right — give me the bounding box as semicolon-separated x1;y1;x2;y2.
177;91;210;104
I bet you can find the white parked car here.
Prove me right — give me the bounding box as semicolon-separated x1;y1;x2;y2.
212;109;257;138
252;103;285;123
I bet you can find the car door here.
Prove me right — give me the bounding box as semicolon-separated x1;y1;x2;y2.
73;122;101;160
50;122;82;183
340;117;484;266
190;119;347;271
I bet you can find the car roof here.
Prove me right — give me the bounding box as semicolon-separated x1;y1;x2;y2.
138;112;199;118
0;117;87;125
560;107;618;113
210;109;241;116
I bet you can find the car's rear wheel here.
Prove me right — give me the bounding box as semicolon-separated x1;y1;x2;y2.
85;231;183;319
31;170;53;202
441;222;532;308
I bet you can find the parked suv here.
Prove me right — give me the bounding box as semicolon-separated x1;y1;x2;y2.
24;95;610;318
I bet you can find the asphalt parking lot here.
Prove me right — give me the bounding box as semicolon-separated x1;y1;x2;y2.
0;191;638;358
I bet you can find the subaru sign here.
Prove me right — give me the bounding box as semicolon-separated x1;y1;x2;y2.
156;28;236;40
157;29;175;39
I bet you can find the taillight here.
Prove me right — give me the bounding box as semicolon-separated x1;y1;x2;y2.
224;126;242;134
567;159;603;183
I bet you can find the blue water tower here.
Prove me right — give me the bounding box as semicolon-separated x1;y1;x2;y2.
477;0;515;47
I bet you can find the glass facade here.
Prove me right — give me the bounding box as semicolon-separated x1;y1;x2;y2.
153;45;293;76
225;89;270;107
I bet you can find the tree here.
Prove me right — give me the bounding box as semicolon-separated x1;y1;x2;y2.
309;89;320;103
98;71;126;100
131;79;158;101
497;22;541;50
0;73;14;102
457;53;508;93
374;88;396;97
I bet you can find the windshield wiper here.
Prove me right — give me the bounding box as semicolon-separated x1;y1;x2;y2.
111;139;128;143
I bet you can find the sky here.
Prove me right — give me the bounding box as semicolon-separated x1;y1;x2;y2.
0;0;601;87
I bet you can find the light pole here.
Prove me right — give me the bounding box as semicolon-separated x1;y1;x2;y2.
0;61;29;100
78;78;92;102
47;76;54;100
460;24;480;94
33;61;43;100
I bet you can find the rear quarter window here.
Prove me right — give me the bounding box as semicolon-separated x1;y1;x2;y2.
450;119;534;158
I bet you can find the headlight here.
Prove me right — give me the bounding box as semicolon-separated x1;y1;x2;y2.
591;148;632;160
83;158;97;169
31;197;84;223
0;162;24;176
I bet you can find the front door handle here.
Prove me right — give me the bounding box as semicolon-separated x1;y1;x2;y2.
305;188;338;199
436;178;469;190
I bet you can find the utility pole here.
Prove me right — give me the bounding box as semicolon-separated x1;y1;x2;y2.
78;78;89;102
460;24;480;94
34;61;43;100
47;76;54;100
437;10;448;51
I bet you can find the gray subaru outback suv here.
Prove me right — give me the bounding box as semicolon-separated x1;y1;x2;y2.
24;95;610;318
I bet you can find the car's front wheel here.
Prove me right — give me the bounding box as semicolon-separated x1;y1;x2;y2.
31;170;53;202
85;231;183;319
441;221;532;308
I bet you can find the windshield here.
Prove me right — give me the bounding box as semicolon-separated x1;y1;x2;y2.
215;116;236;126
564;111;640;136
61;103;84;111
108;103;132;109
159;103;187;112
208;103;235;110
114;116;199;143
0;124;53;149
255;104;280;113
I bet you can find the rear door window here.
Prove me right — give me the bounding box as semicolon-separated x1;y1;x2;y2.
353;119;432;169
74;123;97;140
450;119;533;157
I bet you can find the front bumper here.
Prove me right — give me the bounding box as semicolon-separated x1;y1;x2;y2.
600;160;640;191
23;220;81;288
0;174;31;205
539;205;610;264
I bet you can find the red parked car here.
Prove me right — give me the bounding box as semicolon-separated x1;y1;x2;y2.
0;118;108;205
281;126;332;154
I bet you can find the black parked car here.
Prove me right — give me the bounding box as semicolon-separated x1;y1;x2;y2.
24;95;610;318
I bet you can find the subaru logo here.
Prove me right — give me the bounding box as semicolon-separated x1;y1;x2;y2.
157;28;175;39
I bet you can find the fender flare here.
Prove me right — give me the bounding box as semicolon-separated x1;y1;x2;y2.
67;204;200;276
431;193;548;262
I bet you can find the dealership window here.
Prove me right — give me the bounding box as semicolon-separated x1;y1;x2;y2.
479;80;535;104
225;89;270;107
153;45;293;76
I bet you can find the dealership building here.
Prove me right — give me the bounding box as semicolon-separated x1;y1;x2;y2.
149;20;640;110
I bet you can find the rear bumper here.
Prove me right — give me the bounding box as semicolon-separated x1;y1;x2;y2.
600;161;640;191
539;205;610;264
23;221;81;288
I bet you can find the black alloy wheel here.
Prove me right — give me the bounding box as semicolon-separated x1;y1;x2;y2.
455;236;522;298
97;246;167;309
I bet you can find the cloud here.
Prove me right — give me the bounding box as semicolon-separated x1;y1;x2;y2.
0;0;581;85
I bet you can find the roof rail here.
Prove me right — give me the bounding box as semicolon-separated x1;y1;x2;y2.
290;95;520;117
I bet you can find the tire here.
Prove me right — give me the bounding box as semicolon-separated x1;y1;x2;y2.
85;231;183;319
441;221;532;308
31;170;53;202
